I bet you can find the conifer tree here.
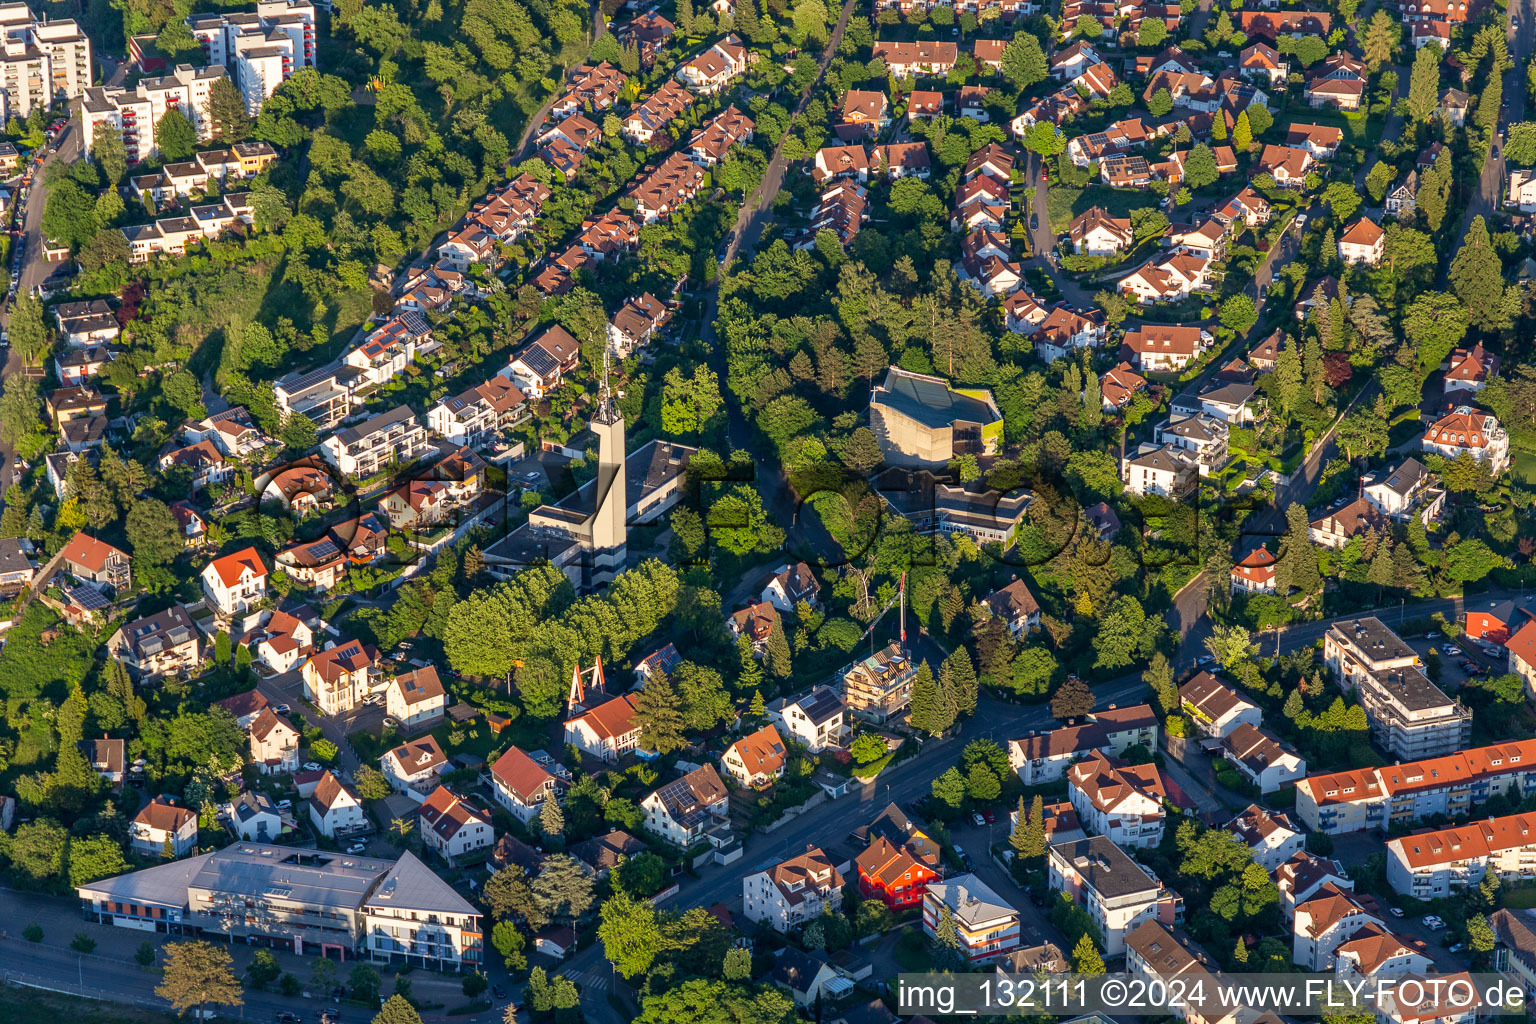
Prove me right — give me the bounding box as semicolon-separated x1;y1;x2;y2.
737;634;764;692
749;690;765;718
539;793;565;838
945;648;979;717
909;661;944;736
632;674;686;753
763;619;793;679
1073;934;1105;974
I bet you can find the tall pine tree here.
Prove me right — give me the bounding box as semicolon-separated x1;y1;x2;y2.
945;648;979;717
763;619;793;679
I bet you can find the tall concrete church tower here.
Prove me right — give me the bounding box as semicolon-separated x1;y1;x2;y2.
588;351;627;585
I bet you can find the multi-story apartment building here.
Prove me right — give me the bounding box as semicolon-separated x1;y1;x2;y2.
1293;882;1385;969
1048;836;1181;956
79;844;482;972
427;376;527;448
1295;739;1536;834
343;313;429;389
1325;617;1471;759
1228;805;1304;872
417;786;493;862
741;847;844;933
320;406;432;479
274;363;365;431
1067;752;1169;849
1385;812;1536;899
765;687;847;753
922;874;1020;962
839;642;918;723
0;4;91;120
188;0;316;113
1007;705;1160;785
301;639;376;716
1178;672;1261;739
108;603;201;682
81;65;224;163
247;707;300;774
1421;405;1510;476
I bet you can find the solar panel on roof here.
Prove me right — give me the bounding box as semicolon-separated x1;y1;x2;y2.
308;539;340;560
517;344;559;378
280;362;345;394
69;584;111;611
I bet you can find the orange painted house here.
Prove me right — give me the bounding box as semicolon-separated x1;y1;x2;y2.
855;836;940;910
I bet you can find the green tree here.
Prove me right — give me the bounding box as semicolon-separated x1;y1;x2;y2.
1362;8;1399;68
722;946;752;981
1407;43;1441;122
154;942;244;1019
1138;16;1166;47
1232;110;1252;151
1365;160;1394;202
1219;294;1257;334
373;994;425;1024
208;76;252;142
92;125;127;185
1073;933;1105;974
1050;675;1095;718
1143;652;1178;715
763;618;792;679
1276;503;1322;596
631;673;687;754
352;765;392;801
247;951;281;990
931;765;966;811
539;790;566;838
1449;217;1507;331
1467;912;1496;954
1001;31;1048;88
1183;144;1219;189
155;108;198;160
598;891;666;979
1148;87;1173;117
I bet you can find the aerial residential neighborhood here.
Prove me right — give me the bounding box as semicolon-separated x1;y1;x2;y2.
4;0;1536;1021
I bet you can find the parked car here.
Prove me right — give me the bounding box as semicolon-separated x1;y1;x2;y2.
1448;942;1465;953
972;812;986;826
1445;645;1462;656
303;761;322;771
276;799;292;810
1389;907;1405;918
1425;631;1441;639
277;1014;303;1024
983;809;996;824
274;703;292;714
347;842;367;854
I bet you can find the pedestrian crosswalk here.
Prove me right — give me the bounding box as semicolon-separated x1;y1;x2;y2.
564;967;610;992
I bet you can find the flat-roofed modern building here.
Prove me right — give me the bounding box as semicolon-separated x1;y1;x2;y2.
1325;617;1470;759
77;843;481;972
869;366;1002;468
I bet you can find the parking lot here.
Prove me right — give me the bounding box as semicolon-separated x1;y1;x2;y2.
1400;629;1503;695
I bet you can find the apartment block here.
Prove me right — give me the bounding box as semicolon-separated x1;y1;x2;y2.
1386;812;1536;899
1295;739;1536;834
922;874;1020;962
82;65;224;163
188;0;316;113
1325;617;1471;759
1007;705;1160;785
0;4;91;120
1048;836;1181;956
320;406;432;478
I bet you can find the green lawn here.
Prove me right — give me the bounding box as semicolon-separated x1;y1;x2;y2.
1046;182;1161;233
1512;448;1536;486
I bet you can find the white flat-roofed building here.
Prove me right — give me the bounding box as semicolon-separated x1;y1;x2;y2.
1326;617;1471;760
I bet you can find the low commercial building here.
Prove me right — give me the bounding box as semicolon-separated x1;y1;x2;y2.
78;844;482;972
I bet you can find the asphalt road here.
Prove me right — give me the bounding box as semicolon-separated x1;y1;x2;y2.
1448;0;1532;249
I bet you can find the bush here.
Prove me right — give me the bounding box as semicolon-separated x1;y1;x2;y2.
69;933;96;953
22;923;42;943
